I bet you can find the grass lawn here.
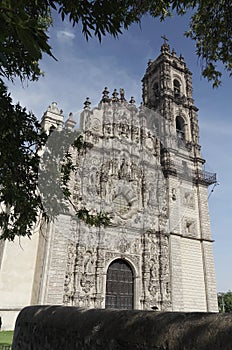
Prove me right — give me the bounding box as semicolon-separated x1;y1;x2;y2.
0;331;14;346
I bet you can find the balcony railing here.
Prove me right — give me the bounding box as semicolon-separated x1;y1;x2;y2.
195;170;217;185
161;161;217;186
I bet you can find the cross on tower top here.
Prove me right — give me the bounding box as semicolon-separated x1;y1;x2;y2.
161;35;169;44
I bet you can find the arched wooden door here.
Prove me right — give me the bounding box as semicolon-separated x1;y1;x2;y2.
105;259;134;309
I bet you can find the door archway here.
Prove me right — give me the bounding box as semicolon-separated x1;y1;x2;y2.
105;259;134;309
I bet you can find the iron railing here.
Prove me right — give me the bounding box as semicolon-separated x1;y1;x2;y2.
195;170;217;185
161;161;217;186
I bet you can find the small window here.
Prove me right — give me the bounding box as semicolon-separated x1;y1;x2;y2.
176;116;185;140
173;79;181;98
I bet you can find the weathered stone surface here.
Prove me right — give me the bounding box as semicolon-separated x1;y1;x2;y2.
12;306;232;350
0;43;218;330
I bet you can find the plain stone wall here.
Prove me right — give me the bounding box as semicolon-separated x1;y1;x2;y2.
12;306;232;350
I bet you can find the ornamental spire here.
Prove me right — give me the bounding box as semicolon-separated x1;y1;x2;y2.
101;87;110;103
161;35;170;54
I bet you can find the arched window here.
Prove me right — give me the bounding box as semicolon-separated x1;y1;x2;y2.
176;116;185;140
153;82;159;97
173;79;181;98
105;259;134;309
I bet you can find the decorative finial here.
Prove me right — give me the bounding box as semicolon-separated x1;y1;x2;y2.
172;48;176;56
129;96;135;105
119;88;126;102
179;53;184;61
112;89;119;102
48;102;62;115
84;97;91;110
68;112;74;120
101;87;110;103
147;59;153;67
65;112;76;129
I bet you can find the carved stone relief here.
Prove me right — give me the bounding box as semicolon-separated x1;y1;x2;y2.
80;250;96;293
142;231;171;311
182;217;197;237
63;100;172;311
182;188;195;209
63;243;77;305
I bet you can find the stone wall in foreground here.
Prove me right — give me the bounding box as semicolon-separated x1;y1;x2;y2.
12;306;232;350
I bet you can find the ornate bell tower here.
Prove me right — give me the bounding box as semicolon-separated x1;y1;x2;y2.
142;39;218;311
142;38;200;154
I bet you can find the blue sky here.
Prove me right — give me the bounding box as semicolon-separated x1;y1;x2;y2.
7;12;232;292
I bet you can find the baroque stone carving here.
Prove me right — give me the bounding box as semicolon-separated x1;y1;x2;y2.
63;243;77;305
142;231;171;310
80;251;96;293
182;217;197;237
63;97;173;311
182;188;195;208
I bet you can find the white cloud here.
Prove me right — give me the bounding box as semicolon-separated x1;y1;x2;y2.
56;30;75;42
7;45;141;125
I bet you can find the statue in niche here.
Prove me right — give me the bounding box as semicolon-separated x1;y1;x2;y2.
145;131;155;150
132;238;140;254
131;162;142;182
83;251;95;274
104;123;113;136
80;251;95;293
147;183;157;208
149;258;159;280
113;158;119;177
131;125;140;143
119;158;130;180
118;237;130;253
86;169;99;196
183;190;194;207
121;123;130;138
148;255;159;298
100;162;110;197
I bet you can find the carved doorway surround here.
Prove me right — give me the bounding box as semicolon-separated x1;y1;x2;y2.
105;259;134;309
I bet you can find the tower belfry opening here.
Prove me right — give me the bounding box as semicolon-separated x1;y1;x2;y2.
173;79;181;98
176;116;185;140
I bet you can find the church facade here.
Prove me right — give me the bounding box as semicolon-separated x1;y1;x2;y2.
0;43;218;330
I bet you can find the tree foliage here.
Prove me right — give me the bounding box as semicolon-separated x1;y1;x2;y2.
0;0;231;240
186;0;232;87
0;1;231;85
0;80;47;240
218;291;232;313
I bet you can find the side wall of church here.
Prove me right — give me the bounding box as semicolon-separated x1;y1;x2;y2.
0;229;40;330
168;169;217;312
